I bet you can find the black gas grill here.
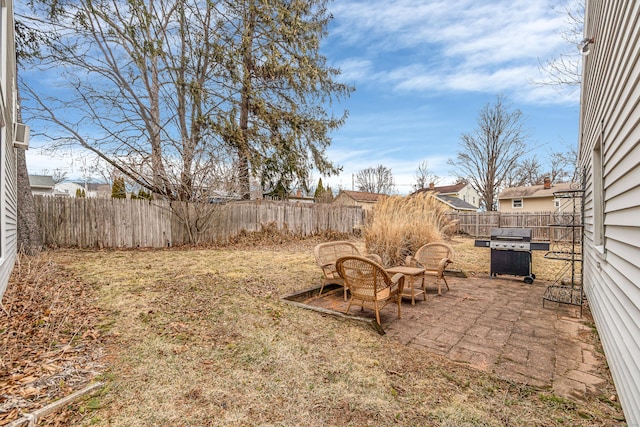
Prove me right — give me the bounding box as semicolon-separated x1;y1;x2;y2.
475;228;549;284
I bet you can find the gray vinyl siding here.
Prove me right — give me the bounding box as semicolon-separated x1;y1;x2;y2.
0;130;18;299
0;0;18;300
580;1;640;422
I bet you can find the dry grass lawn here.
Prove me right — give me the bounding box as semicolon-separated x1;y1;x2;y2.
1;234;623;426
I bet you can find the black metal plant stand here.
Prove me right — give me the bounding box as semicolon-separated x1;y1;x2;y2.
543;186;585;316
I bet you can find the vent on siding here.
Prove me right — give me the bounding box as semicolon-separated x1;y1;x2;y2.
13;123;30;150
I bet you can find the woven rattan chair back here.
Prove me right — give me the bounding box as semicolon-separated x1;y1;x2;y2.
314;241;382;300
408;242;455;295
414;243;455;270
336;255;402;325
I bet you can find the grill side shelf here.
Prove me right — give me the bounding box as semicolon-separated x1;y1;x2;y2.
530;242;550;251
474;239;490;247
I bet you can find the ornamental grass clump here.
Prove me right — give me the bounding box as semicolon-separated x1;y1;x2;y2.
364;192;456;266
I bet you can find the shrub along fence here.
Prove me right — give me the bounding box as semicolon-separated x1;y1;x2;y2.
33;197;366;248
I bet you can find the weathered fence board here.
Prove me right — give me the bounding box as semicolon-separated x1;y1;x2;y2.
34;197;366;248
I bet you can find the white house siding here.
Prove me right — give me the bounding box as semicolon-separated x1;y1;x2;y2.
55;181;85;197
457;185;481;208
580;1;640;422
0;0;19;299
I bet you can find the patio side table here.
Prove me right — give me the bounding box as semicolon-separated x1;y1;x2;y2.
386;266;426;306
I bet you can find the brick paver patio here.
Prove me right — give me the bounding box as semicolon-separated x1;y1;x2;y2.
297;275;608;401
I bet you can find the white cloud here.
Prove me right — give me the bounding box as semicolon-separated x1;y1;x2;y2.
329;0;578;105
332;0;565;56
335;58;374;83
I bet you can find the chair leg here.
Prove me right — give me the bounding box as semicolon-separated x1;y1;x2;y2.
374;300;381;325
410;278;415;306
436;275;449;295
319;282;326;296
397;295;402;319
345;298;353;315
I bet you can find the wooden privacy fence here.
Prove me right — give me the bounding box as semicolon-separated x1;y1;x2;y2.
34;197;366;248
34;196;580;248
446;211;582;242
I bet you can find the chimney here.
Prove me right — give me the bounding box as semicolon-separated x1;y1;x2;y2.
429;182;435;190
543;177;551;190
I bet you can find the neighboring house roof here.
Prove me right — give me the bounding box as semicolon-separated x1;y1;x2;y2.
412;183;468;196
498;182;575;199
337;190;386;203
411;183;479;210
76;182;112;193
208;190;242;203
287;189;315;203
435;194;477;211
28;175;55;189
434;183;466;194
262;187;313;202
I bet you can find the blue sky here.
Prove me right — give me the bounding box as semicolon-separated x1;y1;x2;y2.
320;0;581;194
24;0;581;194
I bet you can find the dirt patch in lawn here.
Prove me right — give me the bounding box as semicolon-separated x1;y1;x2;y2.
1;235;624;426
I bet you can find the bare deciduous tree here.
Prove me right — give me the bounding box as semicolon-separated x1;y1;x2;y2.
504;146;578;189
448;95;530;211
504;157;544;188
413;160;441;191
39;168;68;184
21;0;349;204
534;0;584;89
22;0;231;203
355;165;395;195
547;146;579;183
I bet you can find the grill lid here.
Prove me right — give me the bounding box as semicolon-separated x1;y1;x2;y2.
490;228;532;241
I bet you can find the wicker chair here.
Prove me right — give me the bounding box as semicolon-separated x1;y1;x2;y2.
314;241;382;300
405;242;455;295
335;256;404;325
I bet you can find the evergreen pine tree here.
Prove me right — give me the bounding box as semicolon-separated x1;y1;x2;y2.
112;177;126;199
324;185;334;202
138;189;153;200
314;178;324;200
